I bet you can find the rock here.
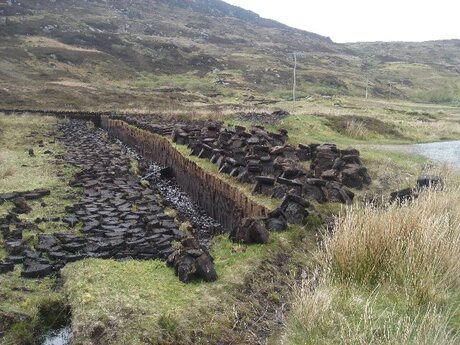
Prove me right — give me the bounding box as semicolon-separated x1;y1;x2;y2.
311;145;339;176
341;147;360;156
176;255;197;283
280;195;310;225
5;241;25;255
341;154;362;165
0;192;19;201
5;256;24;264
341;165;371;190
231;218;270;244
296;145;311;161
323;182;354;204
416;175;444;189
168;237;218;283
198;144;213;159
0;224;10;238
321;169;338;181
252;176;275;195
266;209;288;232
28;148;35;157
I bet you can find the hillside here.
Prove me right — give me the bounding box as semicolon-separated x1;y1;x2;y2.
0;0;459;110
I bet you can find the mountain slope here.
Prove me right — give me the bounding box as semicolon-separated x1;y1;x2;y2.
0;0;459;110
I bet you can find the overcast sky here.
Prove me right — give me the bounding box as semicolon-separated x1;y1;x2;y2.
223;0;460;43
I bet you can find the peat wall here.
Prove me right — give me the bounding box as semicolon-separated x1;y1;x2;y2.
100;116;269;232
0;108;103;126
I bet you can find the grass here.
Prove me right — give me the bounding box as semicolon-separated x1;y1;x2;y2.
0;114;78;342
62;230;308;344
1;101;459;344
0;114;77;229
281;183;460;344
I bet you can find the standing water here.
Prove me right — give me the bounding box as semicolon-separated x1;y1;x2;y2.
42;327;72;345
412;141;460;168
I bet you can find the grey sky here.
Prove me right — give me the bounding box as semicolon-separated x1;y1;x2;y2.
223;0;459;43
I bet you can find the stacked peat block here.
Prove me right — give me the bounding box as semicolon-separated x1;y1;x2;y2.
171;122;371;206
0;192;56;278
104;115;371;244
169;122;372;243
390;175;445;203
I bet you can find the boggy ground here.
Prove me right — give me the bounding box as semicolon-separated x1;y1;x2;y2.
1;110;459;345
0;114;317;344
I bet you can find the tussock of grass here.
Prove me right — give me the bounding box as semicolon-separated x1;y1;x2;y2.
282;186;460;344
325;188;460;303
283;281;459;345
343;119;369;139
0;152;17;179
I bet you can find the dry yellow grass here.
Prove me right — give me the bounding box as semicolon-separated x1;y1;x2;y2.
281;182;460;344
325;187;460;303
343;119;369;138
23;36;102;53
0;152;16;179
47;80;96;90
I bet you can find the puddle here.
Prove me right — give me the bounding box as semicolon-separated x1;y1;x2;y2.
412;141;460;167
42;326;72;345
365;140;460;169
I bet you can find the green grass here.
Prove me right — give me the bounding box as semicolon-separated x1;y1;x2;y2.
63;230;306;344
1;103;459;344
0;114;79;342
283;282;459;345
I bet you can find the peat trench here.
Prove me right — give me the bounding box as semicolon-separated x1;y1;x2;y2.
0;111;376;283
0;119;220;284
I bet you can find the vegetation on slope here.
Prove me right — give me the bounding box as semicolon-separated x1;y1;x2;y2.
0;0;459;109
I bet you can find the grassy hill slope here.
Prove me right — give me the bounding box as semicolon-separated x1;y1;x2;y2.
0;0;459;110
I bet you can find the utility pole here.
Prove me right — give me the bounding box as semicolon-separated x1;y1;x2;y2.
290;52;307;111
293;52;297;109
365;77;369;100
